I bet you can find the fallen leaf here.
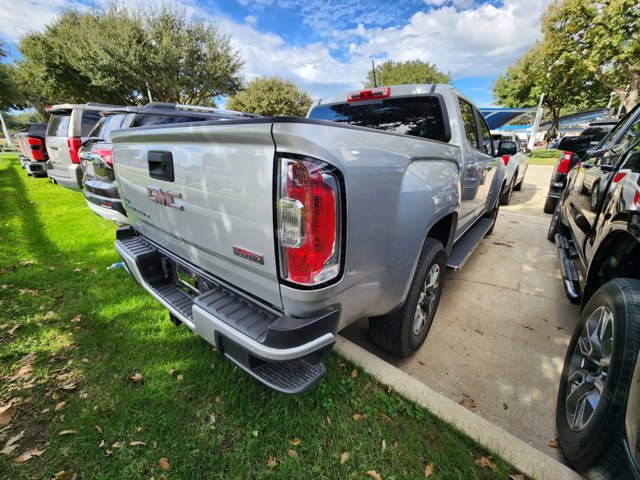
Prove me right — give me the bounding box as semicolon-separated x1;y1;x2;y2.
509;474;525;480
55;402;66;412
99;440;105;448
459;397;477;412
176;375;184;382
366;470;382;480
58;430;76;436
52;392;61;401
95;425;103;434
81;358;89;364
70;315;81;323
73;268;81;273
153;441;158;449
287;449;298;458
131;373;143;383
492;241;512;248
548;438;560;449
61;382;77;390
14;448;45;463
379;413;395;425
340;451;350;464
381;439;386;453
90;268;97;274
520;323;534;331
353;413;368;421
424;463;434;478
112;442;123;449
52;470;66;479
0;403;16;427
288;437;301;446
129;441;146;447
2;430;25;455
418;360;426;366
474;456;496;469
251;430;258;437
20;260;35;267
557;325;564;331
48;266;56;271
266;454;277;469
105;449;113;456
351;369;358;378
19;288;38;296
159;457;170;470
392;441;399;448
168;369;174;376
7;325;19;336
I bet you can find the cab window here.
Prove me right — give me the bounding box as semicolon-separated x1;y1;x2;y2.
476;108;494;156
458;99;478;148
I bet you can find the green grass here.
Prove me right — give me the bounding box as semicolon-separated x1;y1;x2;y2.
0;153;522;479
527;149;562;165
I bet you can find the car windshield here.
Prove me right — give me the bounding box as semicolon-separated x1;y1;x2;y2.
308;96;448;142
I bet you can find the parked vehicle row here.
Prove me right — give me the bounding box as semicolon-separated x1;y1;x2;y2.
548;103;640;479
110;84;506;393
15;122;49;177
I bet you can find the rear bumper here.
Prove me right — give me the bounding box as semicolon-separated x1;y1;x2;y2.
46;162;83;190
25;161;48;177
114;228;338;393
83;190;128;225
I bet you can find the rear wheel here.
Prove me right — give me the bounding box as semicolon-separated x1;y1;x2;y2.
556;278;640;480
369;238;446;357
500;177;515;205
514;171;524;191
544;195;558;214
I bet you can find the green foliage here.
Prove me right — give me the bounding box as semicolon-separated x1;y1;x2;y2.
226;77;312;116
0;42;27;110
16;3;243;108
529;148;563;158
365;59;451;88
4;110;44;133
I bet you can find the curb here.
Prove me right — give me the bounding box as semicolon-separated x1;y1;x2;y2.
334;335;583;480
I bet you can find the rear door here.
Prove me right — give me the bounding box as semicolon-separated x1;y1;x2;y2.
474;106;498;211
457;98;484;227
46;111;72;168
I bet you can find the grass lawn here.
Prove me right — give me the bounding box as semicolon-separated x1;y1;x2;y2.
527;157;558;166
0;153;522;479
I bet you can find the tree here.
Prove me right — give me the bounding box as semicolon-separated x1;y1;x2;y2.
364;60;451;88
17;3;243;107
226;77;312;117
542;0;640;113
493;38;607;139
0;42;26;110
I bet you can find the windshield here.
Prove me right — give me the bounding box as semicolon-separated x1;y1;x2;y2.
308;96;448;142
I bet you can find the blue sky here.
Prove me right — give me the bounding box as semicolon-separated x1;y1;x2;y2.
0;0;553;106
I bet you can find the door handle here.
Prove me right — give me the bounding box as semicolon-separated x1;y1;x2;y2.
148;151;174;182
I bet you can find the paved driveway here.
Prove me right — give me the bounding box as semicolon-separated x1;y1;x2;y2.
342;165;578;461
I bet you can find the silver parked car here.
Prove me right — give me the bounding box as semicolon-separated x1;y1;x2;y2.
45;103;120;190
496;139;529;205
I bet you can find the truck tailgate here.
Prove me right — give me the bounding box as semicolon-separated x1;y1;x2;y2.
112;120;282;309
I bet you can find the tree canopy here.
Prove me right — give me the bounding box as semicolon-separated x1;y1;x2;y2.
226;77;312;117
364;60;451;88
16;4;243;109
0;42;26;111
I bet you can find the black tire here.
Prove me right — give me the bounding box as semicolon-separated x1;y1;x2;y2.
547;199;565;242
500;177;514;205
556;278;640;480
544;195;558;214
513;174;524;191
591;183;600;212
369;238;446;357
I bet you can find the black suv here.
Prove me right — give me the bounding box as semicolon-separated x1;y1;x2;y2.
80;103;259;224
547;105;640;479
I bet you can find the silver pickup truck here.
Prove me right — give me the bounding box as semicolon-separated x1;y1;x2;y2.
112;84;505;393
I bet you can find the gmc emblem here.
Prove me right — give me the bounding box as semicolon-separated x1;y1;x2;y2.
147;186;184;211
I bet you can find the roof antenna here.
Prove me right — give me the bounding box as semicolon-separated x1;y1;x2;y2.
371;59;377;87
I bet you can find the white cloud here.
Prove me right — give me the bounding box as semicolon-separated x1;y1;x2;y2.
0;0;554;103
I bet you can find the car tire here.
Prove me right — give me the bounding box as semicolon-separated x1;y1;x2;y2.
500;177;514;205
591;183;600;212
547;198;566;242
544;195;558;214
556;278;640;480
513;173;524;191
369;238;446;357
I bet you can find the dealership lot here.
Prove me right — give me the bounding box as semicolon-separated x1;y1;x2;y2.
342;165;578;461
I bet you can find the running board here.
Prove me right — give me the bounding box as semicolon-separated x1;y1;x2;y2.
555;233;582;305
446;218;494;270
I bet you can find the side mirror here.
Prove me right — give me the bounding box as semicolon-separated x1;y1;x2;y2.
523;147;531;154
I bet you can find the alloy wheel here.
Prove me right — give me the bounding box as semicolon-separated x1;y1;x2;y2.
413;264;441;335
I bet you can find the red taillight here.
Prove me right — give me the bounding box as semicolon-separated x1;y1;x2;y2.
612;172;626;183
501;155;510;166
634;191;640;207
557;151;574;174
94;148;113;167
277;156;341;286
27;137;45;161
347;86;391;102
67;137;81;164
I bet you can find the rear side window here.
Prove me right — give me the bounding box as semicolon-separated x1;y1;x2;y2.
27;123;47;137
476;108;493;155
47;113;71;137
134;113;213;127
89;114;129;142
81;110;102;137
580;127;611;143
307;96;448;142
458;99;478;148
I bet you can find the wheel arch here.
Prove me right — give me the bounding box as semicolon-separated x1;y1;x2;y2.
583;229;640;308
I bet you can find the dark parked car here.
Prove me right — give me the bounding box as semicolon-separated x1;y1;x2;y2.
15;122;48;177
45;103;120;190
547;118;640;479
543;135;593;213
80;103;260;224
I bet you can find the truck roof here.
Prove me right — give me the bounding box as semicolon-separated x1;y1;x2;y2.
311;84;462;108
46;102;123;113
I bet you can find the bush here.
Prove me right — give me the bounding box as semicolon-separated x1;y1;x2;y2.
529;148;562;158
